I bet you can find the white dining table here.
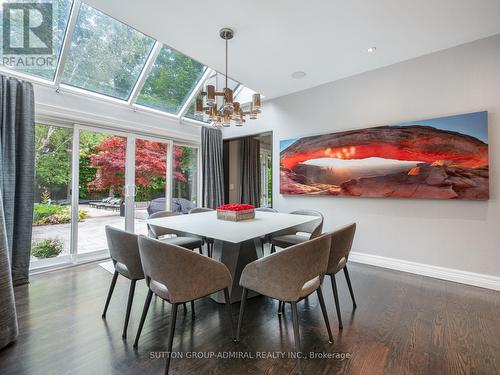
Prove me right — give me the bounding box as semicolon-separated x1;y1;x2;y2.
147;210;318;303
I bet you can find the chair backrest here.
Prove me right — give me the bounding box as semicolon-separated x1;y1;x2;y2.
138;236;231;303
326;223;356;274
292;209;324;238
189;207;214;214
240;233;331;301
105;226;143;280
255;207;278;213
147;211;180;238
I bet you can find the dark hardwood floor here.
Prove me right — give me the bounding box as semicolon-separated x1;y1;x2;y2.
1;261;499;375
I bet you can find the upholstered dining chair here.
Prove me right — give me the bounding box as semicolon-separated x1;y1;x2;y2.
326;223;357;329
270;210;324;253
102;226;144;339
255;207;279;256
147;211;204;253
236;233;333;374
134;236;235;374
189;207;215;257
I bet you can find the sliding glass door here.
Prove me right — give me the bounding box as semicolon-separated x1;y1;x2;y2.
132;137;171;236
76;128;130;257
30;123;198;270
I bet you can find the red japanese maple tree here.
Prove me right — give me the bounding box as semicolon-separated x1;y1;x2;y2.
88;137;186;193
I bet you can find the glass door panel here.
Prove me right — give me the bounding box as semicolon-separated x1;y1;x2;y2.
173;145;198;211
31;124;73;268
133;138;170;235
77;129;127;255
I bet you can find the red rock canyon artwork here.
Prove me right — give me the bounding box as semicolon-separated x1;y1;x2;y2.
280;111;489;200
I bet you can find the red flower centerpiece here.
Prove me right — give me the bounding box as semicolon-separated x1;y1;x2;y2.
216;204;255;221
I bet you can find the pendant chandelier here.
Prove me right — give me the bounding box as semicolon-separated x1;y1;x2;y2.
194;28;262;127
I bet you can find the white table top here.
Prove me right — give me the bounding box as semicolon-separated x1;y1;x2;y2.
147;211;318;243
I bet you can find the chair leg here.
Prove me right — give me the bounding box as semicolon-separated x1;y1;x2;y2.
122;279;137;339
190;300;195;317
198;246;203;255
235;288;248;342
330;274;343;330
102;270;119;318
343;266;357;309
271;244;276;254
278;301;283;315
209;242;213;258
164;303;178;375
134;289;153;348
317;287;334;344
223;288;236;341
290;302;302;374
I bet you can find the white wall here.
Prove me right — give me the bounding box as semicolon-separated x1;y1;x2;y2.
32;82;201;142
223;35;500;282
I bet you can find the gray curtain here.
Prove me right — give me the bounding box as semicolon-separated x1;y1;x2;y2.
201;127;224;208
0;194;18;350
0;75;35;286
240;137;261;206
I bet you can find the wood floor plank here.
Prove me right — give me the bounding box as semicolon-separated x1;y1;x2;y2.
0;262;499;374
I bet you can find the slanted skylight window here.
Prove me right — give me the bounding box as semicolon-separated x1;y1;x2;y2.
61;3;155;100
136;46;205;114
0;0;73;80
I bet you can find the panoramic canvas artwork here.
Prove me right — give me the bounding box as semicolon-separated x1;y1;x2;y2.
280;111;489;200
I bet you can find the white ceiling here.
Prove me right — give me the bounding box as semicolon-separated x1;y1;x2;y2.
84;0;500;99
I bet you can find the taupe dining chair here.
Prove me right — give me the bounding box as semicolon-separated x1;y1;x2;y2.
134;236;235;374
102;226;144;339
255;207;279;256
147;211;204;253
326;223;357;329
270;210;324;253
189;207;215;257
236;233;333;374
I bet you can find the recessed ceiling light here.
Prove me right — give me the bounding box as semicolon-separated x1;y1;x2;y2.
367;46;377;53
291;71;306;79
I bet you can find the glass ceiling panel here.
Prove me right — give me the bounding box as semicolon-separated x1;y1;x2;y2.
0;0;73;80
61;3;155;100
136;46;205;114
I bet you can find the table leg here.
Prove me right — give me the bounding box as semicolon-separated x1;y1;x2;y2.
211;239;260;303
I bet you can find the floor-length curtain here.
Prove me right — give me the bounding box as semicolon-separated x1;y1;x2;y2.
0;193;18;349
0;75;35;286
240;137;261;206
201;127;224;208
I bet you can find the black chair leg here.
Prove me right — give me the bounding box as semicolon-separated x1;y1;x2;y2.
290;302;302;374
271;244;276;254
317;287;334;344
198;246;203;255
330;274;343;330
343;266;357;309
164;303;178;375
123;279;137;339
102;270;118;318
235;288;248;342
278;301;283;315
190;300;195;317
134;289;153;348
223;288;236;341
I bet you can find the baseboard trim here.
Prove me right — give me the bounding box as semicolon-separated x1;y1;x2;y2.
349;252;500;291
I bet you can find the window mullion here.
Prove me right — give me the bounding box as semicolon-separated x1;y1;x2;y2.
177;67;213;120
128;41;163;106
54;0;82;87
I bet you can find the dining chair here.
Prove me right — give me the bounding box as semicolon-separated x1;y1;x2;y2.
236;233;333;374
270;210;324;253
102;226;144;339
189;207;215;257
147;211;204;253
134;236;235;374
255;207;279;256
326;223;357;329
